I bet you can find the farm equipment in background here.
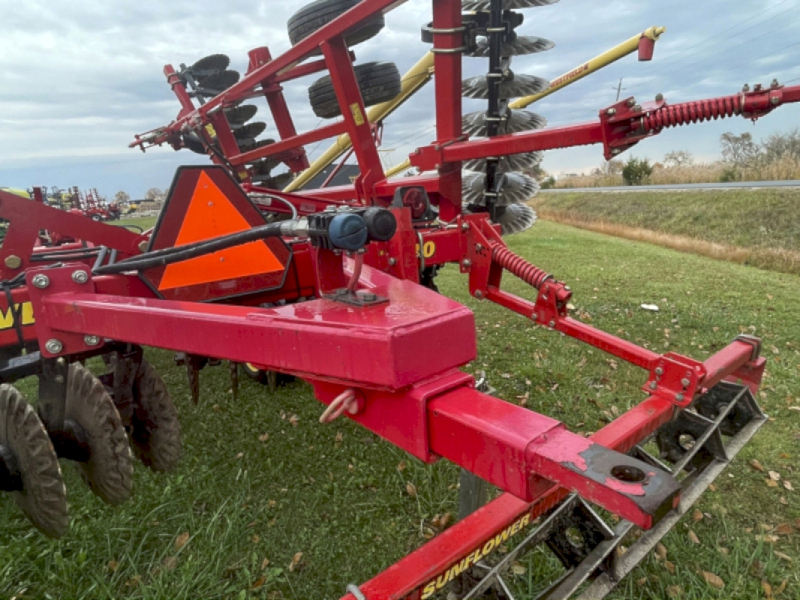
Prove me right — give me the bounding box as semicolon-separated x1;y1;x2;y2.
2;0;797;597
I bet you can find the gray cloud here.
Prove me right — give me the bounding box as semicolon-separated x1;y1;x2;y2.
1;0;799;196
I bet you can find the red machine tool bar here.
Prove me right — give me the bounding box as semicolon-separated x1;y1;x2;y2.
339;342;762;600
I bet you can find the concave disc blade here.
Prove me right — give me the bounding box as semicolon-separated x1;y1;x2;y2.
66;363;134;507
463;0;559;10
463;109;547;137
0;385;68;538
225;104;258;125
191;53;230;73
233;122;267;140
496;203;538;235
197;70;240;93
463;73;549;100
469;36;555;57
462;171;539;207
464;151;544;172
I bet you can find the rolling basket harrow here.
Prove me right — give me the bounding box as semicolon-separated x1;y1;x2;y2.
1;1;797;598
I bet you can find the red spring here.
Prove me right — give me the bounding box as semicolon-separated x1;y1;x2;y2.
643;94;741;130
490;243;551;289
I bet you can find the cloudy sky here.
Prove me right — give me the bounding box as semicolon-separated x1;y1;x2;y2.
2;0;800;198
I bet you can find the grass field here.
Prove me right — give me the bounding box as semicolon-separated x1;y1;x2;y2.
531;189;800;275
1;221;798;599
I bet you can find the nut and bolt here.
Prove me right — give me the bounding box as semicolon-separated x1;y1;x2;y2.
772;78;780;88
72;270;89;284
32;274;50;289
606;108;617;116
475;243;484;252
633;104;642;112
45;339;63;354
461;222;470;232
675;393;685;402
655;93;664;102
548;320;556;328
771;97;781;106
84;335;101;346
4;255;22;269
387;258;397;267
655;367;664;376
462;259;472;268
743;84;750;92
611;149;621;155
681;378;691;387
626;98;636;107
475;290;484;299
649;381;658;390
138;241;149;253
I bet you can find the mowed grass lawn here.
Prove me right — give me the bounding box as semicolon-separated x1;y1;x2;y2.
1;221;798;599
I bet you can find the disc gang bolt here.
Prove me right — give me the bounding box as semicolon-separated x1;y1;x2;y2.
45;339;64;354
32;274;50;289
72;270;89;284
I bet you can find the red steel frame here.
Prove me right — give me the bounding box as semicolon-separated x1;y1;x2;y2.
1;0;792;596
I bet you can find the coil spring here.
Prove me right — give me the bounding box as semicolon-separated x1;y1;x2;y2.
490;243;552;289
643;94;741;130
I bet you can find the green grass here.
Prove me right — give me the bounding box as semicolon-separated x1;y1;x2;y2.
114;216;158;231
531;189;800;253
1;221;798;599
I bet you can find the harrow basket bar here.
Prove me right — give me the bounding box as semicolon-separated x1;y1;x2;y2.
449;382;766;600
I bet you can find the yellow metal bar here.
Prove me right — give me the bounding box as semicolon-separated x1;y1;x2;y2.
284;52;435;192
509;26;666;109
384;159;412;178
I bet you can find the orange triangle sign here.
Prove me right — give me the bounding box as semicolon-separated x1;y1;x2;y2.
159;171;284;291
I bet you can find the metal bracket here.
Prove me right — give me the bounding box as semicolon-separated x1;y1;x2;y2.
325;289;389;307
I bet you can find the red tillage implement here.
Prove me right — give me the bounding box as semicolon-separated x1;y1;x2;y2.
0;0;792;597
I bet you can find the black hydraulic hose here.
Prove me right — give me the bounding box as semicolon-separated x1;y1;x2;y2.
94;221;287;275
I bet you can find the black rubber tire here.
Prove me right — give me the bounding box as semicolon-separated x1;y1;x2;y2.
130;359;182;472
287;0;385;52
308;61;401;119
0;385;69;538
66;363;134;506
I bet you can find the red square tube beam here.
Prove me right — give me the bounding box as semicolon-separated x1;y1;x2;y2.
427;386;680;530
340;337;765;600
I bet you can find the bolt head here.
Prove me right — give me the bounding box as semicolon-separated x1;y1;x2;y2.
626;98;636;107
387;258;397;267
681;378;691;387
548;320;556;328
84;335;101;346
655;93;664;102
45;339;63;354
462;259;472;268
771;97;780;106
606;108;617;116
633;104;642;112
475;290;484;299
771;79;780;88
655;367;664;376
72;270;89;284
4;255;22;270
675;393;685;402
649;381;658;390
32;274;50;289
138;241;149;253
475;243;483;252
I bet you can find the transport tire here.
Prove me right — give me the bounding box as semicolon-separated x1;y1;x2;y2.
308;61;401;119
287;0;385;53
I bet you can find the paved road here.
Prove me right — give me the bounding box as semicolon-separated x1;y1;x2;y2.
539;180;800;193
